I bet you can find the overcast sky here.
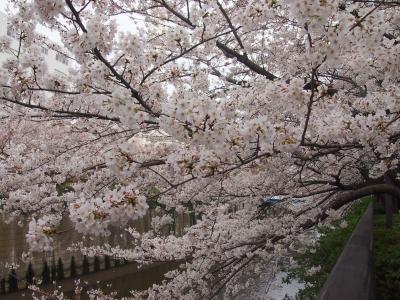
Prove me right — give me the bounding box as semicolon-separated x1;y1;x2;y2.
0;1;7;12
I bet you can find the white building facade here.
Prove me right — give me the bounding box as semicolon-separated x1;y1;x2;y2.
0;11;70;75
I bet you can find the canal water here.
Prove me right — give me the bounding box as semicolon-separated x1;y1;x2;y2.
0;210;191;285
0;211;302;299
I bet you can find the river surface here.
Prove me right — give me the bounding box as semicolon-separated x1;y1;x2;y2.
0;210;191;283
0;211;301;299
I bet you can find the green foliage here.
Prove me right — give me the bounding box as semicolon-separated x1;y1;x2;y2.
147;198;160;210
374;204;400;300
147;186;162;209
56;181;74;196
284;198;370;299
373;200;386;214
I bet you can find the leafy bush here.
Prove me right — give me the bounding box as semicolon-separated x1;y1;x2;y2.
374;205;400;300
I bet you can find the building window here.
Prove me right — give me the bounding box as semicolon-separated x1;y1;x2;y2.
55;53;68;65
42;47;49;55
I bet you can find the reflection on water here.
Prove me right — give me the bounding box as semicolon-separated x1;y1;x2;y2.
102;263;175;295
62;262;181;299
0;210;191;284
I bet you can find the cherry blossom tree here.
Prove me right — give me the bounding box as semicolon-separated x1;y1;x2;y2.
0;0;399;298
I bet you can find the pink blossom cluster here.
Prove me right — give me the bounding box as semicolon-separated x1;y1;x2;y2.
0;0;399;298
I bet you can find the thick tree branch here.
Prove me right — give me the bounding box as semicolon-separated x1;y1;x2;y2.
215;41;278;81
0;96;120;122
157;0;195;28
65;0;154;113
331;184;400;210
216;1;245;50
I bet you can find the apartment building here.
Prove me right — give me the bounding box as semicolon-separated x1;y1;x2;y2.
0;10;70;75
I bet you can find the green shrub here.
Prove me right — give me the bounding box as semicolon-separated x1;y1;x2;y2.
374;207;400;300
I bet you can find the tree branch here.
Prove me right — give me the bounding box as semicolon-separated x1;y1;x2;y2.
216;41;278;81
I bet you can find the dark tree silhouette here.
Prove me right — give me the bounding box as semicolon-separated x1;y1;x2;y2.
104;255;111;269
114;258;120;267
25;262;35;285
42;260;51;284
82;255;90;274
51;258;57;282
70;256;77;277
57;258;64;281
0;278;6;294
94;256;100;272
8;269;18;292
